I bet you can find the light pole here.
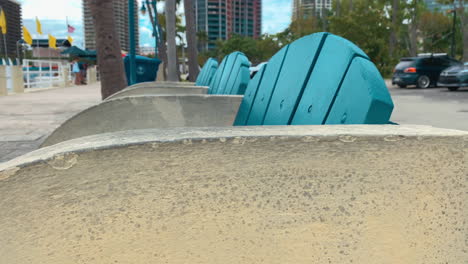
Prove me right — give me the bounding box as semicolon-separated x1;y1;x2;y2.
141;0;161;57
128;0;137;85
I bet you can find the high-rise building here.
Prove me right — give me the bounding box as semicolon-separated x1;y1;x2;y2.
82;1;139;52
0;0;21;59
195;0;262;50
292;0;332;20
424;0;467;12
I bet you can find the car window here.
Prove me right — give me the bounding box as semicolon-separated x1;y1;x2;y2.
395;60;414;69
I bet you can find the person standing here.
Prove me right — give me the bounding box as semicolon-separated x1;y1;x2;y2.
72;58;81;85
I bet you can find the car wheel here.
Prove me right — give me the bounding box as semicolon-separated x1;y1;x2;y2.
448;87;459;91
417;75;430;89
397;84;406;88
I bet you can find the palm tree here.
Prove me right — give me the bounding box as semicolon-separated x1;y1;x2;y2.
184;0;200;82
165;0;178;81
88;0;127;99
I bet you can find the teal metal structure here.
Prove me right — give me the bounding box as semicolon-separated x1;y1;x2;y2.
128;0;137;85
234;32;394;126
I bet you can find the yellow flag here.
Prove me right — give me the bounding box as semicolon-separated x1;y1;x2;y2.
22;26;32;45
0;9;6;34
48;34;57;49
36;17;42;35
67;35;73;45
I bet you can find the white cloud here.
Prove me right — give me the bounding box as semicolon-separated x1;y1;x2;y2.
262;0;292;34
19;0;82;21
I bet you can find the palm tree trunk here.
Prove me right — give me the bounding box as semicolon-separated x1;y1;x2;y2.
184;0;200;82
165;0;178;81
460;0;468;61
88;0;127;100
336;0;341;17
389;0;399;58
409;0;419;56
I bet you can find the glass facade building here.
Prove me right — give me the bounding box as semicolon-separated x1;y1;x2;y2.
195;0;261;50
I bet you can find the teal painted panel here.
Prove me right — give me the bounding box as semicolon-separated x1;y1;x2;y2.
234;64;267;126
216;52;244;94
262;33;327;125
227;55;251;95
195;59;208;86
196;58;217;86
291;34;368;125
325;57;394;124
246;45;289;125
208;55;229;94
205;62;218;87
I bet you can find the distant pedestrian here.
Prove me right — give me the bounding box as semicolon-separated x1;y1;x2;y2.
72;58;81;85
79;61;87;85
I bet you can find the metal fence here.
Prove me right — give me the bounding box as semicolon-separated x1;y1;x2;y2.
22;59;70;89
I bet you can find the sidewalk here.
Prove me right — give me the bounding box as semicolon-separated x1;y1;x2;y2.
0;83;101;163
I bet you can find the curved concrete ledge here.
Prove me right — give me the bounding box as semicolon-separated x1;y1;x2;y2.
1;125;467;263
41;95;242;147
127;81;196;89
105;86;209;101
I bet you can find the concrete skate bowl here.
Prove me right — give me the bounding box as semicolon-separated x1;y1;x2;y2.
1;125;467;263
41;95;242;147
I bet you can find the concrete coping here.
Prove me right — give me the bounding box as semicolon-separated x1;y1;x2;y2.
105;86;209;101
40;94;244;147
3;125;467;171
126;81;197;89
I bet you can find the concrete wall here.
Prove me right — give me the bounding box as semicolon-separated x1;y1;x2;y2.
0;125;466;263
41;95;243;147
105;86;208;101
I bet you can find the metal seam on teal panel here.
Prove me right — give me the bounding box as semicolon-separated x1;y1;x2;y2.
209;56;229;94
198;58;213;86
321;54;370;124
207;65;217;86
220;53;240;94
210;57;227;94
240;64;267;125
228;67;242;94
286;33;329;125
216;53;238;94
256;45;291;125
200;59;213;85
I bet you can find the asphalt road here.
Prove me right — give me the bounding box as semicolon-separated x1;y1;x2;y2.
388;82;468;131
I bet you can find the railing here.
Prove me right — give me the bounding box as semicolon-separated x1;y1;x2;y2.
22;59;70;89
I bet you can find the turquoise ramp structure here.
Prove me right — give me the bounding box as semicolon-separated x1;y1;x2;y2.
195;58;218;86
234;32;394;126
208;52;251;95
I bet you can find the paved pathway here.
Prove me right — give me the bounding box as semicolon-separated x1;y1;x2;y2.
0;83;101;163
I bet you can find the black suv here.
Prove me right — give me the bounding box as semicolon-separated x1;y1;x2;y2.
392;54;461;88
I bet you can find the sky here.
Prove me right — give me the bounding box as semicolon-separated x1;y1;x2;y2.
18;0;292;49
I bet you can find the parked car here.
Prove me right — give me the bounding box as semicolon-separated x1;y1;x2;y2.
437;62;468;91
392;53;461;88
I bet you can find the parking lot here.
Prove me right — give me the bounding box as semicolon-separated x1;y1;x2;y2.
388;82;468;131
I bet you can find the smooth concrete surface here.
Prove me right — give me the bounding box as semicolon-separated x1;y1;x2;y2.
0;125;467;263
0;82;101;163
126;81;196;90
105;86;208;101
12;66;24;94
0;66;6;96
41;95;243;147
